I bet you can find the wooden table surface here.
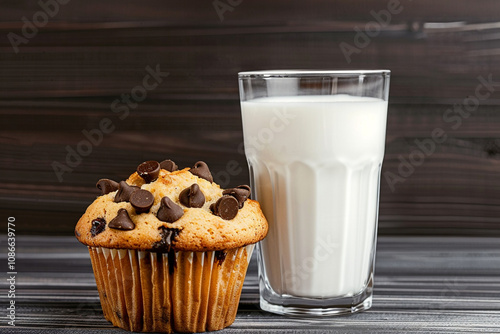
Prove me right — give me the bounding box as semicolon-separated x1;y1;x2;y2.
1;236;500;333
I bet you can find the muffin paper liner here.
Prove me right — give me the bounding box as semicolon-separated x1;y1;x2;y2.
88;244;254;333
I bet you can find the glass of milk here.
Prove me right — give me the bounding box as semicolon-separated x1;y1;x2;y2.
238;70;390;316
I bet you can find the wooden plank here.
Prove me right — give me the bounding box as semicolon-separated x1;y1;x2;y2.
1;0;500;25
1;1;500;235
1;236;500;333
3;104;500;235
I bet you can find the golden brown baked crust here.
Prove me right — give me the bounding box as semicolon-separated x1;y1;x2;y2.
75;168;268;252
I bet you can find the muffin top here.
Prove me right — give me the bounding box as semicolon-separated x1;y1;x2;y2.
75;160;268;252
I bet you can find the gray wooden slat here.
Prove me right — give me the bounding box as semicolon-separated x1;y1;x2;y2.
1;236;500;332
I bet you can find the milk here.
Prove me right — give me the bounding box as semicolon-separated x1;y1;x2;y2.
241;95;387;298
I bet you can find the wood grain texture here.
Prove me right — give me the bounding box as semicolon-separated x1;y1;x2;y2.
1;236;500;333
1;1;500;235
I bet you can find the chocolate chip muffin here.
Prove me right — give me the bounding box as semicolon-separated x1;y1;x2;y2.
75;159;268;333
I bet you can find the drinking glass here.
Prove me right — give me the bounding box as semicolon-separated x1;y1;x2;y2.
238;70;390;316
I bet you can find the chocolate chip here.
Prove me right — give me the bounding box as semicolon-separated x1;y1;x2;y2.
108;209;135;230
152;227;181;274
114;181;140;203
96;179;119;195
90;218;106;237
211;196;239;220
179;184;205;208
157;196;184;222
189;161;213;183
159;159;179;172
130;189;154;214
167;250;176;274
222;185;251;209
137;160;160;183
152;226;181;253
215;250;227;265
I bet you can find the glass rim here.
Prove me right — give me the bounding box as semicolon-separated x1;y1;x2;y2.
238;69;390;78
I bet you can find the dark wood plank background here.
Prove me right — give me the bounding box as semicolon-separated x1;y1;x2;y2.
1;0;500;235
